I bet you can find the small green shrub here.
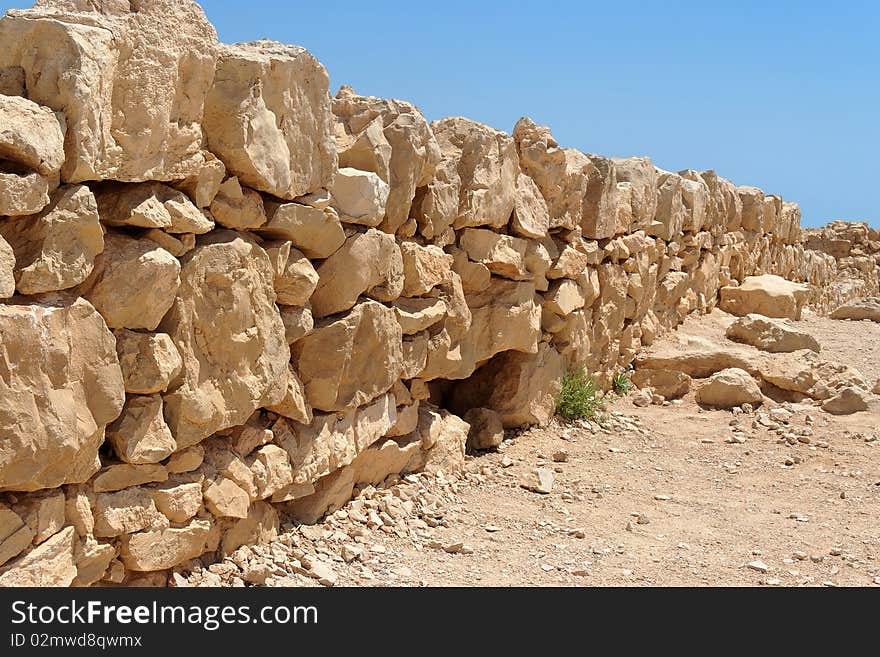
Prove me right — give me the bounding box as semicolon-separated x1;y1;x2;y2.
612;367;633;396
555;368;603;421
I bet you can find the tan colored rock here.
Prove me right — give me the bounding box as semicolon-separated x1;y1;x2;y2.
249;444;294;500
209;177;267;230
79;232;180;330
547;243;590;280
701;171;742;230
400;241;453;296
204;477;250;519
0;184;103;294
726;314;820;353
64;487;94;537
114;330;183;395
0;234;14;298
293;301;403;411
695;368;764;409
202;443;257;500
411;156;459;241
460;228;529;280
719;274;810;320
738;185;765;232
12;490;65;545
463;407;505;450
220;501;277;556
431;116;517;230
150;482;203;524
279;305;314;344
73;539;116;586
393;297;447;334
0;504;33;567
94;182;213;233
631;369;691;400
0;66;24;96
544;279;586;316
613;157;657;230
259;201;345;259
264;365;313;425
161;232;290;448
0;0;219;183
821;386;872;415
275;393;396;487
119;519;212;572
418;407;469;474
466;278;541;365
166;446;204;474
0;93;65;175
143;229;195;258
329;167;389;226
511;172;550;238
0;168;51;216
520;468;555;494
204;41;336;200
263;241;319;306
310;229;403;318
92;464;167;494
106;395;176;465
635;335;758;378
450;342;562;428
93;488;168;538
0;526;76;587
173;151;226;208
649;170;685;240
0;296;124;491
829;297;880;322
332;86;441;234
451;245;491;292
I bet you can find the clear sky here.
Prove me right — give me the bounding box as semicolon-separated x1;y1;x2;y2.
2;0;877;228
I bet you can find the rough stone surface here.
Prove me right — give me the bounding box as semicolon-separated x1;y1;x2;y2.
726;314;820;353
830;298;880;323
0;93;65;175
114;330;183;395
720;274;810;320
695;368;764;409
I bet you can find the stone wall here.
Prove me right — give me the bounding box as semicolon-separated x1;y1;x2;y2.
0;0;877;586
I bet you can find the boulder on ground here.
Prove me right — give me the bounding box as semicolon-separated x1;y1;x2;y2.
829;298;880;323
631;369;691;400
695;368;764;409
821;386;873;415
463;408;504;450
635;335;757;378
725;314;820;353
719;274;810;320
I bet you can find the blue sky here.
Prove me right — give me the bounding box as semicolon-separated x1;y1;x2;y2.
2;1;877;228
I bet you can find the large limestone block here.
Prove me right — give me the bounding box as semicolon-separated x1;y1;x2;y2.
431;116;518;230
737;185;765;232
719;274;810;320
0;235;14;298
450;342;562;428
695;368;764;409
726;314;820;353
679;172;709;233
649;170;685;240
0;0;219;182
393;297;447;334
613;157;657;230
264;364;312;425
821;386;874;415
332;86;441;234
11;490;65;545
631;368;691;400
0;525;76;587
463;407;504;450
635;335;758;378
0;168;52;216
579;153;618;240
160;232;290;448
293;301;404;412
94;182;213;233
700;170;742;231
460;228;529;280
264;242;318;307
92;488;168;538
209;177;266;230
119;519;212;571
0;296;124;491
258;201;345;259
400;242;453;296
78;232;180;330
829;297;880;322
150;481;202;524
511;172;550;238
204;41;336;200
466;278;541;365
114;329;183;394
0;504;33;567
0;184;103;294
310;229;403;318
329;167;389;226
0;93;65;175
106;394;176;465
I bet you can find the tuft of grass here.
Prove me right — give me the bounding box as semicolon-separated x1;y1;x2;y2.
612;367;633;396
555;368;603;421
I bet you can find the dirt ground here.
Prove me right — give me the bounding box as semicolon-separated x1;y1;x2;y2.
186;310;880;588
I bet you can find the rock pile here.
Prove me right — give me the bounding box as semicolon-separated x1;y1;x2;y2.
0;0;877;586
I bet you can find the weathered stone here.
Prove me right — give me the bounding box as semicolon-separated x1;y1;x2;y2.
631;369;691;400
209;177;266;230
279;305;314;344
220;501;277;556
0;1;219;182
0;526;76;587
613;157;657;230
635;335;758;378
719;275;810;320
64;488;94;537
393;297;447;334
150;482;203;524
161;232;290;448
432;116;517;230
463;407;504;450
726;314;820;353
0;185;103;294
114;330;183;395
73;540;116;586
106;395;176;465
333;86;440;234
293;301;403;411
93;488;168;538
173;152;226;208
204;477;250;519
143;229;195;258
329;167;389;226
204;41;336;200
12;490;65;545
829;297;880;322
0;296;124;491
0;168;51;216
258;201;345;259
265;243;318;307
79;232;180;330
165;446;204;475
460;228;529;280
0;235;14;298
738;185;765;232
248;444;294;500
695;368;764;409
399;242;453;296
466;278;541;365
821;387;872;415
511;173;550;238
94;182;213;233
0;504;33;567
544;279;586;316
520;468;554;494
92;464;167;493
264;365;313;425
310;229;403;318
119;519;212;572
649;170;685;240
0;93;65;175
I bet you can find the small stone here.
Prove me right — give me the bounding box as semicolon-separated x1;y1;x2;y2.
520;468;555;494
552;449;569;463
747;560;770;573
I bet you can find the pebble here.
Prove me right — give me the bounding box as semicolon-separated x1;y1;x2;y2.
552;449;570;463
747;560;770;573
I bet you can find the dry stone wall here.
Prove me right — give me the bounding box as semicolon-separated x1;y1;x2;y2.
0;0;877;586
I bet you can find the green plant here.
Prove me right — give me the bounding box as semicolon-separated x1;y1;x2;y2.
555;368;603;421
612;367;633;396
